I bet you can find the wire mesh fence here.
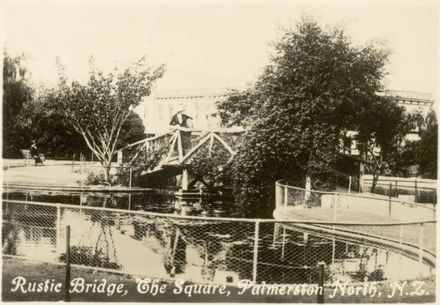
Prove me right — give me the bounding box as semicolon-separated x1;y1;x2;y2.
275;180;436;223
3;199;436;290
363;177;437;204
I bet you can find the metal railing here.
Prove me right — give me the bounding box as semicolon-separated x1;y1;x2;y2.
362;176;437;204
3;199;436;293
275;180;436;223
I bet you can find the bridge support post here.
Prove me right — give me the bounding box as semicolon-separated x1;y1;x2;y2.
181;169;189;191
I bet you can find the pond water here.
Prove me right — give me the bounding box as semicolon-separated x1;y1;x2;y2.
2;189;435;285
2;189;247;218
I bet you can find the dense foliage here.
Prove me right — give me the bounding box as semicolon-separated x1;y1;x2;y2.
116;144;169;187
354;96;412;190
3;52;34;157
185;140;233;189
380;110;437;179
417;111;437;178
218;19;410;210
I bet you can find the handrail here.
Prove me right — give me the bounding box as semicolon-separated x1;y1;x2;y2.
276;179;436;211
3;199;436;226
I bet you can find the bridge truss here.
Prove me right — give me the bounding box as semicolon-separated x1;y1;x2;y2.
118;127;244;189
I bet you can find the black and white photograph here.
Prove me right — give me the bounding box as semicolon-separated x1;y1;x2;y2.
1;0;438;303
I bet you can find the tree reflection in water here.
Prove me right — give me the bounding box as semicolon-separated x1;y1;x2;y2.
2;203;57;257
60;208;121;269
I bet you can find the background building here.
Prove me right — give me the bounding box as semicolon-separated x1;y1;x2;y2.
139;88;234;135
386;90;435;142
137;88;434;137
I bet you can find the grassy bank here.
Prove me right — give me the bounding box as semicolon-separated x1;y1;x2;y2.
2;257;435;303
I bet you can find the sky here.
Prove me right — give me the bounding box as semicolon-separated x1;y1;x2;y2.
2;1;439;99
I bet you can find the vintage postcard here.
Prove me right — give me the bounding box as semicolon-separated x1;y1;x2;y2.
1;0;438;303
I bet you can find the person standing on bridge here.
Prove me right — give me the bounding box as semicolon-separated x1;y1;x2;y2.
170;110;193;152
169;110;193;128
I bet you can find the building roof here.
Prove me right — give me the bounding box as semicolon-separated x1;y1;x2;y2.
152;88;236;101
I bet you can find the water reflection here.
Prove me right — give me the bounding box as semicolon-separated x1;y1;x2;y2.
2;201;434;285
3;190;242;217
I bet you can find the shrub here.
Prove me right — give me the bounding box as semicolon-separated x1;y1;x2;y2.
84;171;108;186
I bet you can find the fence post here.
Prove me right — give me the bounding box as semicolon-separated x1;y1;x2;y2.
64;225;71;302
398;221;403;281
252;220;260;284
395;181;398;198
418;223;424;263
333;193;338;222
281;227;286;262
348;176;352;194
71;153;75;173
284;185;288;207
272;223;280;247
305;176;311;201
388;182;392;217
317;262;325;304
56;205;61;254
275;183;282;209
414;179;418;203
129;167;133;189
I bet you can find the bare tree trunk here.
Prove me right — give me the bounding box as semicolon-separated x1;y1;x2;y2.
370;166;383;193
102;160;112;185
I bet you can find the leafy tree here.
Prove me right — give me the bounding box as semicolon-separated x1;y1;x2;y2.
417;110;437;178
55;57;164;182
3;52;33;157
117;111;146;149
186;141;233;189
217;89;255;128
354;97;412;191
32;89;145;160
219;18;406;211
27;88;90;159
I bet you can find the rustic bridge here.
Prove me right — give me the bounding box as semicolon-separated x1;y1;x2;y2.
118;126;244;190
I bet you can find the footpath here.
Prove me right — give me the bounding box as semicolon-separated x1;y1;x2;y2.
2;159;149;192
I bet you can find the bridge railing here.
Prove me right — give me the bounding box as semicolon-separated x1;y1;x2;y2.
2;199;435;291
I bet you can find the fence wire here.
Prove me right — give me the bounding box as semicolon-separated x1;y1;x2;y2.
276;180;436;222
2;199;435;288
